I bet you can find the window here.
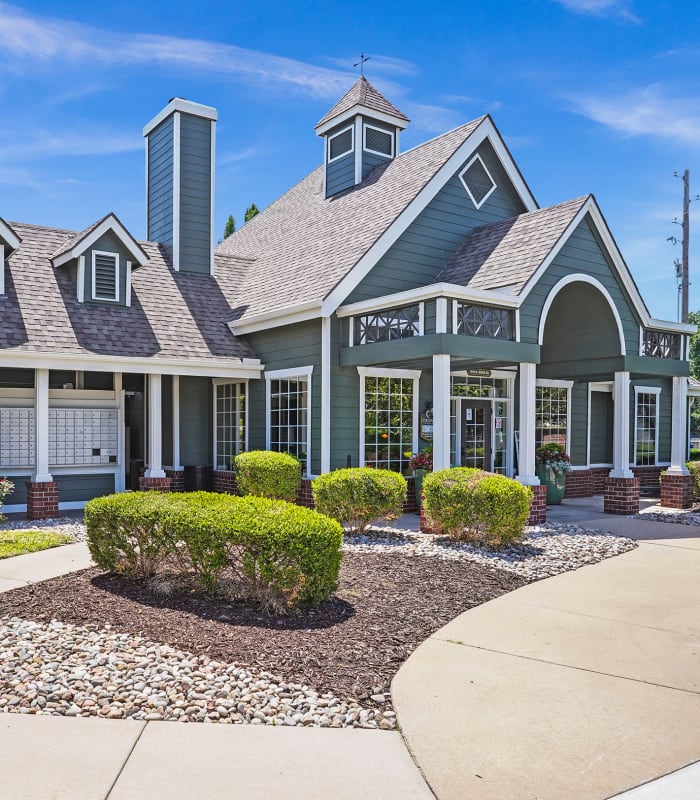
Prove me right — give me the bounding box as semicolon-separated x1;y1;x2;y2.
215;382;246;470
364;124;393;157
535;382;572;450
459;154;497;209
354;304;421;345
92;251;119;302
266;368;312;474
634;387;660;466
360;368;419;474
455;302;514;340
328;126;354;162
642;330;681;359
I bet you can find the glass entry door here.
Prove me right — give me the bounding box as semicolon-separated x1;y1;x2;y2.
461;400;492;470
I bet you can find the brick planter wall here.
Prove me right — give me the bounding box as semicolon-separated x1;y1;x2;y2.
165;469;185;492
139;476;172;492
212;470;238;495
25;481;59;520
404;477;418;514
631;465;664;496
604;477;640;515
527;484;547;525
590;468;611;495
295;479;315;508
563;469;594;499
659;473;694;509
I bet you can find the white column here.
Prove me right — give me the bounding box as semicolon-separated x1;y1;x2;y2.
517;362;539;486
432;354;451;471
668;376;690;475
33;368;53;482
144;373;166;478
171;375;182;470
610;370;634;478
321;316;331;473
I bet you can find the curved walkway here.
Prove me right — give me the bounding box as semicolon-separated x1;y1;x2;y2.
393;500;700;800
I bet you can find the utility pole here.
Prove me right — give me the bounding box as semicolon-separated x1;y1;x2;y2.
681;169;690;323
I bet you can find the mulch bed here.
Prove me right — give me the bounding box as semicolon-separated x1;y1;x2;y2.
0;552;525;704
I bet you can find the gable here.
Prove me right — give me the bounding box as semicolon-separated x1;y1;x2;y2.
343;138;527;304
518;214;642;352
82;230;135;306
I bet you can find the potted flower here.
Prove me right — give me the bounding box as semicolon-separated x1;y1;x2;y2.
535;443;571;505
408;448;433;504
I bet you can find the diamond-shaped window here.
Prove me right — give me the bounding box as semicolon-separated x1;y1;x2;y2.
459;155;497;209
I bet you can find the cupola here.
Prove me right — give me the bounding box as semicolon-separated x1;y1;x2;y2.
315;77;409;198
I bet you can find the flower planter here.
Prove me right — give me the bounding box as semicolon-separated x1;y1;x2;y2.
537;464;567;505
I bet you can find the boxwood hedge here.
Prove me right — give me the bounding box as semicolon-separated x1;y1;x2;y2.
233;450;302;502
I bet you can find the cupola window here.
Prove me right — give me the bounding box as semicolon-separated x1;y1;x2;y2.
92;251;119;302
364;124;393;157
459;154;497;209
328;126;354;162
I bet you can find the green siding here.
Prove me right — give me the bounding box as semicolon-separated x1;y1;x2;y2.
570;382;589;466
520;215;641;353
2;476;30;506
345;140;526;304
179;376;212;465
589;390;613;464
330;315;360;469
147;115;174;260
244;320;323;475
162;375;173;466
56;473;115;502
179;113;212;274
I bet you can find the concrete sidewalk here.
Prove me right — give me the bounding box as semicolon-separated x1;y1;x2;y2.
393;498;700;800
0;541;93;592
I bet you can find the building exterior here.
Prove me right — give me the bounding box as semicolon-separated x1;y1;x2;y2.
1;81;695;520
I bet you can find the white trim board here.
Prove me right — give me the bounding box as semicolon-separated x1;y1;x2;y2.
0;219;21;251
143;98;218;137
52;214;148;269
315;104;409;137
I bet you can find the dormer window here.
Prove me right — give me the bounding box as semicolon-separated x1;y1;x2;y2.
328;126;354;162
459;154;497;209
364;124;393;157
92;251;119;302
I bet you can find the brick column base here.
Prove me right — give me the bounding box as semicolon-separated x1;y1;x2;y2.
139;476;172;492
25;481;59;520
403;477;419;514
527;484;547;525
659;473;694;509
212;470;238;495
295;478;315;509
164;469;185;492
563;469;594;499
604;477;640;515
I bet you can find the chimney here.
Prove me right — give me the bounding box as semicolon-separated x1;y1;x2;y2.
143;98;218;274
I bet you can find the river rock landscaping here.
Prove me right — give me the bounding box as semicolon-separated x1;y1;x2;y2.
0;515;637;729
633;504;700;526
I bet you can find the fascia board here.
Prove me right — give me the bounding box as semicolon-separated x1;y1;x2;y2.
315;105;409;136
336;282;519;317
144;98;218;137
321;118;538;316
228;302;322;335
0;219;21;251
53;215;149;268
647;318;697;335
0;350;263;378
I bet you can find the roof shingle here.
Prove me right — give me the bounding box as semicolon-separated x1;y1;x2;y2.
315;76;410;129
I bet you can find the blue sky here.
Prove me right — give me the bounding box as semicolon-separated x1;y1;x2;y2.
1;0;699;322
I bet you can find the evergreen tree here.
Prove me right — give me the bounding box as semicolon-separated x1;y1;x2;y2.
244;203;260;223
223;214;236;239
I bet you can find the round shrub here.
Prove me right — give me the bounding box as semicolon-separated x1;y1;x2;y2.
422;467;532;547
233;450;302;501
312;467;407;533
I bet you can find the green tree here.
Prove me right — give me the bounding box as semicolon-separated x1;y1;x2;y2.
244;203;260;223
688;311;700;435
223;214;236;239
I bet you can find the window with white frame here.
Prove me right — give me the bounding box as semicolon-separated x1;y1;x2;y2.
360;369;419;474
634;387;660;466
92;251;119;302
214;382;246;470
535;382;572;450
364;124;393;157
328;126;354;162
266;368;312;474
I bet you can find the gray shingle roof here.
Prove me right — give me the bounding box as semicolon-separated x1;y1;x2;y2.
2;222;255;364
216;116;486;322
315;76;410;130
437;196;590;294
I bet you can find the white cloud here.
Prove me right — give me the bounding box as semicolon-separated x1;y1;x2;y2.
566;84;700;145
552;0;640;22
406;103;465;134
0;3;353;100
0;130;141;162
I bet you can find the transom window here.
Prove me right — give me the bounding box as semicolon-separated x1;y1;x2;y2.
92;251;119;302
459;154;497;209
328;126;354;162
455;302;514;340
634;388;660;466
354;304;421;345
266;369;311;474
535;383;572;450
215;382;246;470
642;330;681;359
364;124;393;157
361;370;418;474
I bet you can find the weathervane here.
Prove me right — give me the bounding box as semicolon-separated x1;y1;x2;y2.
353;53;370;76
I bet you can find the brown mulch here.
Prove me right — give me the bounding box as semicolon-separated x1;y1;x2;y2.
0;553;524;704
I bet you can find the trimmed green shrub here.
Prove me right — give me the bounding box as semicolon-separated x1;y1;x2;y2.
233;450;302;501
85;491;342;612
312;468;407;533
422;467;532;547
689;448;700;462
